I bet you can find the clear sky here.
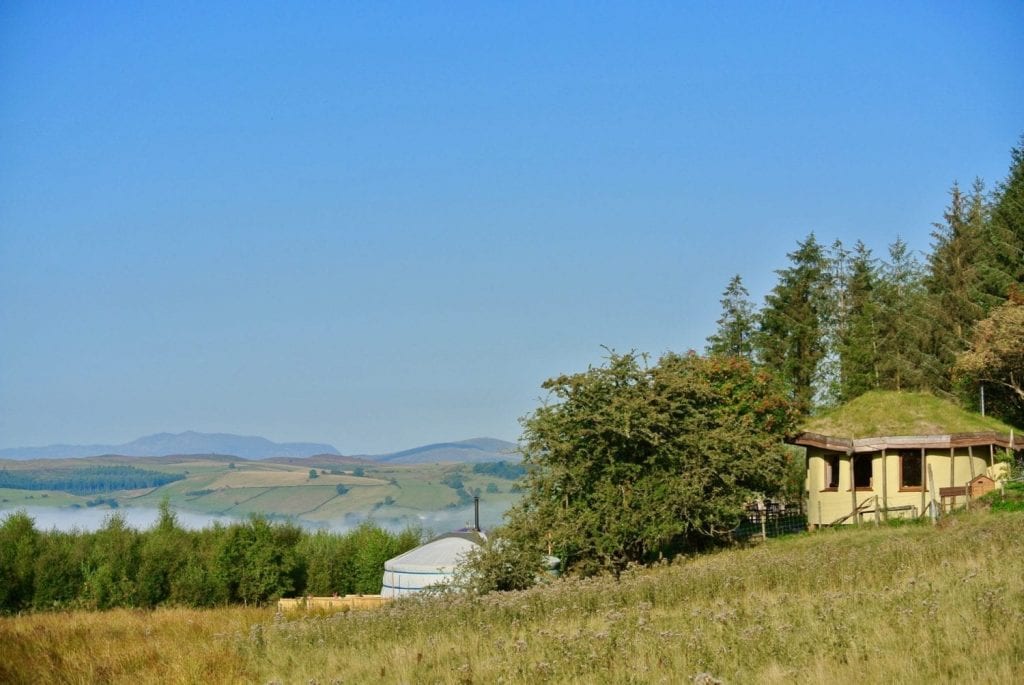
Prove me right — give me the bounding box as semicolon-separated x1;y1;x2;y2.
1;2;1022;454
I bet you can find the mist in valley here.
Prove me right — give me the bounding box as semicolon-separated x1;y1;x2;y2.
0;503;506;536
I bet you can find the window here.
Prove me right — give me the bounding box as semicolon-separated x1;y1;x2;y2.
853;454;873;490
823;455;840;490
900;450;923;490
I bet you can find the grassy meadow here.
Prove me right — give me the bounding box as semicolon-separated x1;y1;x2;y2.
2;510;1023;684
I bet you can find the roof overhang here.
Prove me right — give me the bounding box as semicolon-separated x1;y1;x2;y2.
787;431;1017;454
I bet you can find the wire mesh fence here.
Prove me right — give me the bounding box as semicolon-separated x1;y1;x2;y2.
733;501;807;540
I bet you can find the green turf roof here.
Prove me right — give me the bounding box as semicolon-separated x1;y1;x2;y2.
799;391;1018;438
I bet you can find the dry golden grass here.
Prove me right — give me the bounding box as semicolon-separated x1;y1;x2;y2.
0;606;268;684
4;511;1023;684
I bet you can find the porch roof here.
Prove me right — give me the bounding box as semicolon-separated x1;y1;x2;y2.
789;431;1016;454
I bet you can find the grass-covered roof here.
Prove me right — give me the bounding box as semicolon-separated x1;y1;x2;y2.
799;391;1017;438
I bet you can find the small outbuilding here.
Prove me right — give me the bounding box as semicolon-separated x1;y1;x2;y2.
789;391;1018;526
381;530;485;598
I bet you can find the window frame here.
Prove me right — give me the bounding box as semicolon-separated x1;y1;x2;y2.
851;452;873;491
899;449;925;491
822;454;840;491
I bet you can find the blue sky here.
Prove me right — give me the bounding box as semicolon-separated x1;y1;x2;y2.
1;2;1022;454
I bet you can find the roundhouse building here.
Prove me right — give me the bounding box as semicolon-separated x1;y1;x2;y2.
789;392;1018;526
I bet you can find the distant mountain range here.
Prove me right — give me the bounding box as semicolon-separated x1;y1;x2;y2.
0;432;519;463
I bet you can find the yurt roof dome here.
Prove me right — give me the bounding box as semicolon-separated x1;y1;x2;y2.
384;535;479;574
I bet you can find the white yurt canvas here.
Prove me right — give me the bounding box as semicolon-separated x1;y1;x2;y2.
381;534;480;598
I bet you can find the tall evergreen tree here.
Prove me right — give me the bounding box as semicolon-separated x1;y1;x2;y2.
980;138;1024;302
836;241;881;401
706;274;757;359
814;240;851;407
924;181;986;390
757;233;831;415
875;238;933;392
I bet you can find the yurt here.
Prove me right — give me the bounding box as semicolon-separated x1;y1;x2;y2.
381;531;484;598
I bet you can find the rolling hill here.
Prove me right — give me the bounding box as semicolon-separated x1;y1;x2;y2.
365;437;519;464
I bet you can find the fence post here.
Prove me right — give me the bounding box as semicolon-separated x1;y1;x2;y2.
760;499;767;541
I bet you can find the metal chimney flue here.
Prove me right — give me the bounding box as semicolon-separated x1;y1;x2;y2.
474;495;480;532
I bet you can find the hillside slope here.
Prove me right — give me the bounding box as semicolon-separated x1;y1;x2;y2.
367;437;519;464
2;512;1022;684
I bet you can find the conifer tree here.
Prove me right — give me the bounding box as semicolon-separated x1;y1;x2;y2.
924;181;987;389
980;138;1024;304
705;274;757;359
756;233;831;415
836;241;881;401
875;238;933;391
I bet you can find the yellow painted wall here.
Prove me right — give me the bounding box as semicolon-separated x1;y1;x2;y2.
805;446;996;526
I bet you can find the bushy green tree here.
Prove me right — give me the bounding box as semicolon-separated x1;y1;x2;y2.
954;296;1024;427
82;513;141;609
296;530;347;596
507;351;797;576
137;499;188;607
0;511;39;612
32;530;87;610
216;516;301;605
455;530;546;594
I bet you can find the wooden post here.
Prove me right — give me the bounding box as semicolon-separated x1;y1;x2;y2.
881;448;888;522
873;495;880;526
927;464;938;524
849;452;857;523
967;445;977;482
949;447;955;489
920;447;927;518
760;499;767;541
817;500;823;530
989;443;995;469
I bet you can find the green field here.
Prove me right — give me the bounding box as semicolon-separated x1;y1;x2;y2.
0;456;523;530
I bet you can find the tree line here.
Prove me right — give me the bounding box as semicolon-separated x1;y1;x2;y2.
0;502;420;614
706;139;1024;426
0;465;185;495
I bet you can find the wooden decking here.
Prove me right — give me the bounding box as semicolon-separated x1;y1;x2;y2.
278;594;391;612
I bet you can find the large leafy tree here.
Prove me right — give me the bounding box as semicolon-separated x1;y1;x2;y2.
507;351;797;576
706;274;757;359
954;296;1024;428
757;233;831;415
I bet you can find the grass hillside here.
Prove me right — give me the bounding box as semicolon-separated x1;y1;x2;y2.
2;511;1023;684
800;391;1018;438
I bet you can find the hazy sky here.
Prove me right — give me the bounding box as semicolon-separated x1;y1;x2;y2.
1;2;1022;454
